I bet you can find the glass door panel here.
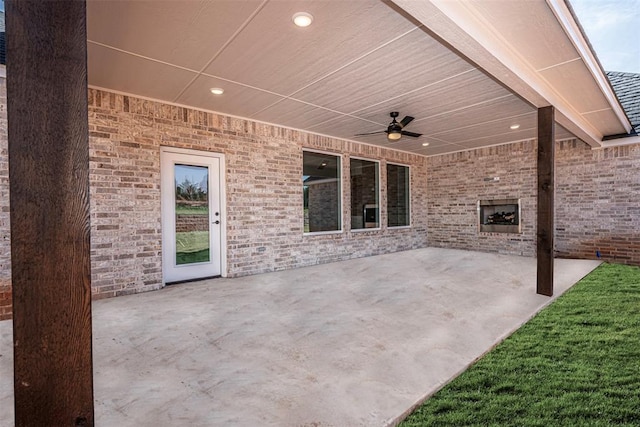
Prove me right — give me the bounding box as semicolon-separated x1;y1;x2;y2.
174;164;210;265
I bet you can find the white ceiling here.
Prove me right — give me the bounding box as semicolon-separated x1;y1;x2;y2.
86;0;630;157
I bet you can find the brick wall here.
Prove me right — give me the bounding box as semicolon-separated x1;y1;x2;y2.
427;139;640;265
175;214;209;233
88;91;164;299
85;89;429;299
0;84;428;318
307;181;340;232
427;141;537;256
555;140;640;264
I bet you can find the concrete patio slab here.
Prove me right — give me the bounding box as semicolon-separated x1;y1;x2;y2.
0;248;601;426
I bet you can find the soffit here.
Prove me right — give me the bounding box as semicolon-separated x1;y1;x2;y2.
469;0;616;117
391;0;631;148
86;0;624;157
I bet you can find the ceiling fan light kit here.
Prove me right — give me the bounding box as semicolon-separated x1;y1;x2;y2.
387;128;402;140
355;111;423;142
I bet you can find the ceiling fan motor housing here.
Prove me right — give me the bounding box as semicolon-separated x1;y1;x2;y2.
388;123;402;133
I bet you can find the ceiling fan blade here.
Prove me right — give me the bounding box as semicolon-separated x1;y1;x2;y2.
354;131;385;137
401;130;422;138
399;116;414;128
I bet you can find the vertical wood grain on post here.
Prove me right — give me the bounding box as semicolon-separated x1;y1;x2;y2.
6;0;94;425
537;106;555;296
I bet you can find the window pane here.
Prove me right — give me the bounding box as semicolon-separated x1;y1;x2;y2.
387;164;410;227
303;151;341;232
175;164;210;265
350;158;379;229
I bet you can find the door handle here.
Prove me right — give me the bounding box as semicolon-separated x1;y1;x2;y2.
213;220;220;225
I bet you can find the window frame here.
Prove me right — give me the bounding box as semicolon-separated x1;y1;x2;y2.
386;162;411;229
302;149;344;235
349;156;381;232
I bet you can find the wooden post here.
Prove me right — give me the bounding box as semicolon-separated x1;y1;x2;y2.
537;106;555;296
6;1;94;425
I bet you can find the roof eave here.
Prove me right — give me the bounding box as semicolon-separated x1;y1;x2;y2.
392;0;632;148
549;0;633;134
599;134;640;148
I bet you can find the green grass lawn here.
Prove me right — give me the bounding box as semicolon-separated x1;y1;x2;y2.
175;205;208;215
176;230;210;265
400;263;640;427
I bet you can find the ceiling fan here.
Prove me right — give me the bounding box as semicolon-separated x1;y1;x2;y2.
355;112;423;141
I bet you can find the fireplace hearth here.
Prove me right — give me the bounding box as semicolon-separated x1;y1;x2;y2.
478;199;520;233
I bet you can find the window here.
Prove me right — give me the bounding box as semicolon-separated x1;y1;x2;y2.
387;163;410;227
350;158;379;229
303;151;341;233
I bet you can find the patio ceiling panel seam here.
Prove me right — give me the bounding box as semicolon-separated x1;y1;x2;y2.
304;69;478;131
195;72;289;100
284;27;425;100
419;94;514;121
171;0;269;103
581;107;614;115
535;57;582;73
421;135;450;145
254;94;383;127
86;41;200;74
345;69;477;116
248;26;424;123
426;111;536;138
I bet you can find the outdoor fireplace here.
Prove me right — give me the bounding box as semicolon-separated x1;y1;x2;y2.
478;199;520;233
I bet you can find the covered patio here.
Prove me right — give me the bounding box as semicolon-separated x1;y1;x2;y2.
0;248;600;426
1;0;638;424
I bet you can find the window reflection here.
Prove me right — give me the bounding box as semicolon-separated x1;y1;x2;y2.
350;158;379;229
175;164;210;264
387;164;410;227
303;151;341;233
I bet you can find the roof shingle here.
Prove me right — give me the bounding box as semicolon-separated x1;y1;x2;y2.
607;71;640;134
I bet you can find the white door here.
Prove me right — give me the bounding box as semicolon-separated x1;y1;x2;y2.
161;148;225;283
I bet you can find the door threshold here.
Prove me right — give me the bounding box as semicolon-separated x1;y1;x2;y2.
165;275;222;286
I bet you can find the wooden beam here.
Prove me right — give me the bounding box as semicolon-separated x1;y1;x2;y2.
537;106;555;296
6;1;94;425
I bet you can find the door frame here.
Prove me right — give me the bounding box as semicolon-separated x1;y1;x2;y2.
160;146;227;283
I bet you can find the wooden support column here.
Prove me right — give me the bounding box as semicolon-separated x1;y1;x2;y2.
6;1;94;425
537;106;555;296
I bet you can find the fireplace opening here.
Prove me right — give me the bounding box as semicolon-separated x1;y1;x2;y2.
478;199;520;233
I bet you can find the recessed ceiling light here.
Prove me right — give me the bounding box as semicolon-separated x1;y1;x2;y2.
293;12;313;27
422;142;430;146
510;124;520;130
210;88;224;95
